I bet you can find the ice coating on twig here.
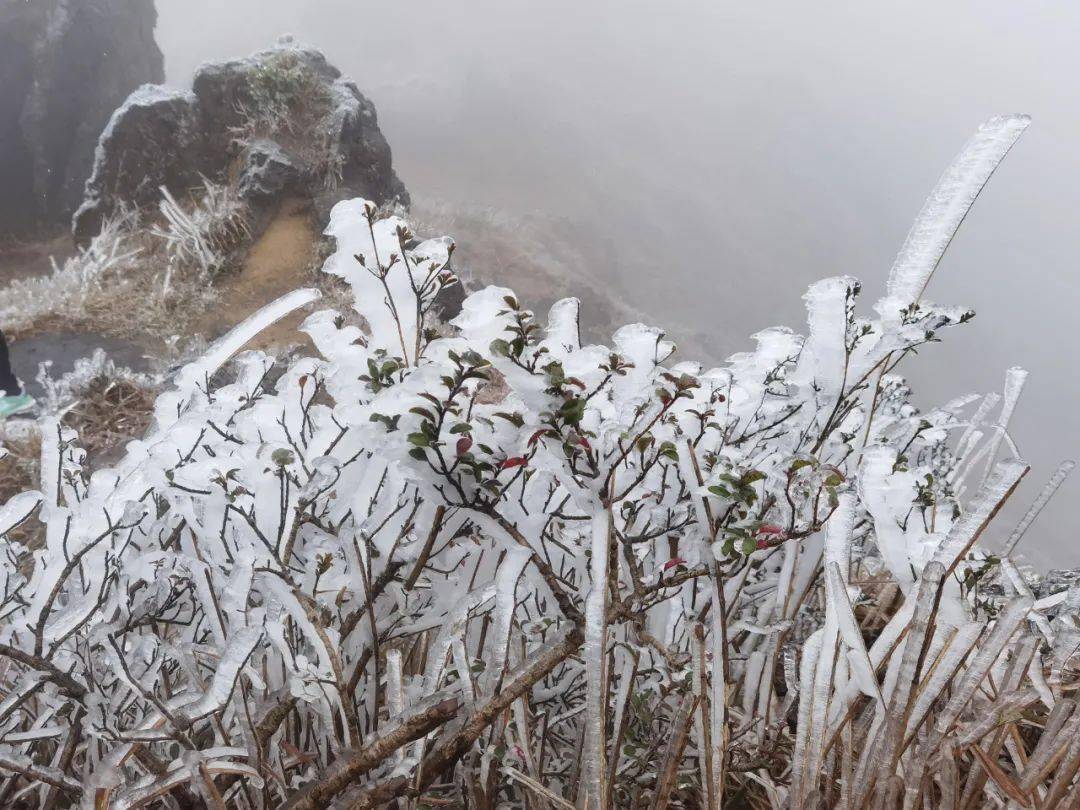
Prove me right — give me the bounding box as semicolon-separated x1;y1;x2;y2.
0;113;1069;807
1002;459;1075;556
882;114;1030;312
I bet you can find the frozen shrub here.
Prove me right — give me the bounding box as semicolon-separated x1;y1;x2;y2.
0;116;1073;808
151;179;250;290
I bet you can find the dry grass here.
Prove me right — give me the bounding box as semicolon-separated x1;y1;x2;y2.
0;183;252;345
60;375;155;463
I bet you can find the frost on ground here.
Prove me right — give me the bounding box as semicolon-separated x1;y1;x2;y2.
0;180;248;344
0;115;1076;809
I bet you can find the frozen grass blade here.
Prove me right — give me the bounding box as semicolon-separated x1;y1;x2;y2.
884;114;1030;308
1002;459;1076;556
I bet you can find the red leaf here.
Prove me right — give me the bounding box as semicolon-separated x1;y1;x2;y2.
756;539;771;550
500;457;527;470
579;436;592;451
662;557;687;571
756;524;785;536
456;437;473;456
299;375;310;389
527;429;550;446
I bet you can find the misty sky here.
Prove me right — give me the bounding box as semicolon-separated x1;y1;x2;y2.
157;0;1079;568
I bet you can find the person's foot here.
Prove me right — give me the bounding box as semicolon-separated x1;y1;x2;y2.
0;394;34;419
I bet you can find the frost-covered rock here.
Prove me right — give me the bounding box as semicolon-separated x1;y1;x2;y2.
73;86;202;244
237;139;300;201
0;0;163;232
74;39;409;243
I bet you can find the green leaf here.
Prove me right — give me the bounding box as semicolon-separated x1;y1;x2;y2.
449;423;472;434
408;447;428;461
271;448;295;467
494;411;525;428
560;398;586;426
407;432;430;447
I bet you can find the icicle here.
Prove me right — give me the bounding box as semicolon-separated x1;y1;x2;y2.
385;649;405;718
860;446;916;592
956;392;1000;462
979;367;1027;486
1001;460;1075;556
882;114;1030;310
931;460;1028;574
451;637;476;717
0;490;43;537
1016;700;1078;794
482;546;530;696
581;505;611;808
161;288;320;430
873;562;946;794
920;596;1033;759
1030;650;1056;710
1001;558;1054;643
901;622;983;747
804;566;844;796
795;277;858;403
791;629;824;806
826;564;884;707
38;417;61;508
824;493;855;581
742;650;767;722
607;650;638;792
177;626;263;723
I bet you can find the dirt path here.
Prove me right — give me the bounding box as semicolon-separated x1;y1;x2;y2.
197;197;319;352
0;200;321;393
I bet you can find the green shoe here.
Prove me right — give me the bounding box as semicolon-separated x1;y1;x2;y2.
0;394;34;419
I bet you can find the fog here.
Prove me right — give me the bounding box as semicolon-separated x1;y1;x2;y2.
157;0;1080;568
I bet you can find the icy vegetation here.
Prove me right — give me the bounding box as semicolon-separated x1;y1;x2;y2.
0;211;143;335
0;115;1076;808
0;180;248;341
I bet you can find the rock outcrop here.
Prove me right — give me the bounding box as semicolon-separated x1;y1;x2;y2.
0;0;163;234
74;40;409;244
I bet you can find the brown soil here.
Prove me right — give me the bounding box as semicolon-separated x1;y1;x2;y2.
196;197;320;352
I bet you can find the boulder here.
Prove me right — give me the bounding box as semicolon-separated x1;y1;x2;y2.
0;0;163;233
74;40;409;244
238;140;301;202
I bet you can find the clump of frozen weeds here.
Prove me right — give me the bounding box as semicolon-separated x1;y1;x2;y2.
0;114;1074;809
